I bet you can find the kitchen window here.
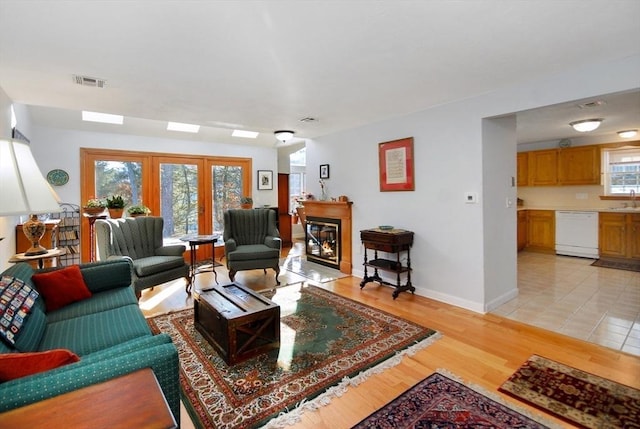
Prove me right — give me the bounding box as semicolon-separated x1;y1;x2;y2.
602;146;640;195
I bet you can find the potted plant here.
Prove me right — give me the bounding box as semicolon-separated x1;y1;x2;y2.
106;195;125;219
240;196;253;209
83;198;106;216
127;204;151;217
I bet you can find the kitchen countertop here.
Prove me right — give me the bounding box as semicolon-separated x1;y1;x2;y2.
517;206;640;213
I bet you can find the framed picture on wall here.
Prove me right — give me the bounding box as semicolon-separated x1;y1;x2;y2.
257;170;273;190
379;137;414;191
319;164;330;179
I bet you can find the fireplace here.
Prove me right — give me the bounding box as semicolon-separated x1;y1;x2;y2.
305;216;340;269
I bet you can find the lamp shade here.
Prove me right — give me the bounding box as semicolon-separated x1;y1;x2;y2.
569;119;602;133
0;139;61;216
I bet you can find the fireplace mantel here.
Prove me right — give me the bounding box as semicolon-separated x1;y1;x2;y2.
302;201;352;274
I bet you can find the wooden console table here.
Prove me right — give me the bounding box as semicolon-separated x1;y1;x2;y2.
0;368;177;429
360;228;415;299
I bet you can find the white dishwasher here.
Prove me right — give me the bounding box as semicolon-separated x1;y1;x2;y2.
555;211;599;258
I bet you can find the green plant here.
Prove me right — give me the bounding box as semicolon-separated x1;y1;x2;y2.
106;195;125;209
127;204;150;215
85;198;106;208
240;196;253;204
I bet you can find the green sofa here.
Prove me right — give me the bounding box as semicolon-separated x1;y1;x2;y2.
0;260;180;421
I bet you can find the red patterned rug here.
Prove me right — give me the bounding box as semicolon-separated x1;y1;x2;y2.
499;354;640;429
148;283;439;429
352;371;557;428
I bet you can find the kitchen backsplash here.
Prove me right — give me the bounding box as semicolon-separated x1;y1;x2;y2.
517;185;627;210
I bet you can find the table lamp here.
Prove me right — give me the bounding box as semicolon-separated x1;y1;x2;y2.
0;139;61;255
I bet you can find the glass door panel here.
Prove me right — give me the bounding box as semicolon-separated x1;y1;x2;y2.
158;162;200;240
211;165;245;234
95;160;143;205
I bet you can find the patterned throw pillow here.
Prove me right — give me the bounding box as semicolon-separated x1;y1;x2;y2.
0;276;39;346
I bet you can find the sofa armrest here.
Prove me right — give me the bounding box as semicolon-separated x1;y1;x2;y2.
225;238;237;253
265;236;282;250
79;260;133;294
155;245;186;257
0;336;180;421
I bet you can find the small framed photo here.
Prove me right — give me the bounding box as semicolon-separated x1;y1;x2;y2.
319;164;330;179
257;170;273;190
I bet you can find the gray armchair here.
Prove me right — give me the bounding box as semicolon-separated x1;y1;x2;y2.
223;209;281;285
95;216;190;298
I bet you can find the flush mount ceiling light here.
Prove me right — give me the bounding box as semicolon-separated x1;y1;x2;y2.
617;129;638;138
82;111;123;125
232;130;259;139
569;118;603;132
167;122;200;133
274;130;294;142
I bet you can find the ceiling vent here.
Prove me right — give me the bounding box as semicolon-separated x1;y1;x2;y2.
577;100;606;109
73;75;106;88
299;117;317;123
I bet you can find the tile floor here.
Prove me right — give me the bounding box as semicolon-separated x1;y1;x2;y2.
491;251;640;356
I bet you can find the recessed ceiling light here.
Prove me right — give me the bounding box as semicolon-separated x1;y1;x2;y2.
617;129;638;138
569;119;603;132
232;130;259;138
167;122;200;133
82;111;123;125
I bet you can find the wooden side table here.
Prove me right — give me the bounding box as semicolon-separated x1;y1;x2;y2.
180;234;221;288
9;248;66;270
360;228;415;299
0;368;177;429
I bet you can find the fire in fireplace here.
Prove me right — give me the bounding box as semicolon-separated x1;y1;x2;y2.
305;216;340;269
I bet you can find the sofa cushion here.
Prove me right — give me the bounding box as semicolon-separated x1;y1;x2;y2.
32;265;92;312
133;256;186;277
0;349;79;382
46;287;138;324
0;276;40;347
38;304;151;356
226;244;280;261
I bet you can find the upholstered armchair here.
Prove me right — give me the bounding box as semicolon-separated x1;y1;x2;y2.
95;216;190;298
223;209;281;285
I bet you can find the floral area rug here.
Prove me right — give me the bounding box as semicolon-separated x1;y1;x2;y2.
353;370;558;428
147;283;439;429
499;354;640;429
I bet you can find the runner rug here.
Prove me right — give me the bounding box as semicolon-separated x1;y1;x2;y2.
147;283;439;429
591;258;640;272
499;354;640;429
353;370;558;429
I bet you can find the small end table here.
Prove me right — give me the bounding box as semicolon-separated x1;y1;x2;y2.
9;248;67;270
180;234;221;288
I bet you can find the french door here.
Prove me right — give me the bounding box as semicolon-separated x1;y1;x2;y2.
80;149;251;263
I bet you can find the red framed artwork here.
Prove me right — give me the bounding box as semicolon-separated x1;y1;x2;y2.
378;137;414;191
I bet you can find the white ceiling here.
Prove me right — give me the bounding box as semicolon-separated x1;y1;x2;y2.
0;1;639;147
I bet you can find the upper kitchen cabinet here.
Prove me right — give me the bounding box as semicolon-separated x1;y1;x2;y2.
517;152;528;186
520;145;601;187
557;145;600;185
527;149;558;186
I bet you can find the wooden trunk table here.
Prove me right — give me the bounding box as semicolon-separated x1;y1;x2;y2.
194;283;280;365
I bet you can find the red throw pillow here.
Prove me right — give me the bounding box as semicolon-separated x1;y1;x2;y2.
31;265;92;312
0;349;80;382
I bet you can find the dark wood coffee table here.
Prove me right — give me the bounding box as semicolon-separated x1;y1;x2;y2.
194;283;280;365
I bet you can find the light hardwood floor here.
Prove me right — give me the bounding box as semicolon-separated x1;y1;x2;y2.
140;248;640;429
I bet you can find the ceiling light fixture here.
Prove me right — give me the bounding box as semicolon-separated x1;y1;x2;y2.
232;130;259;139
274;130;294;142
167;122;200;133
82;111;123;125
617;129;638;138
569;119;603;132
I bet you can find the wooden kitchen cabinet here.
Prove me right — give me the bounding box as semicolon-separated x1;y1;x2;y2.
517;152;528;186
557;145;600;185
527;149;558;186
526;210;555;253
517;210;527;251
600;212;640;260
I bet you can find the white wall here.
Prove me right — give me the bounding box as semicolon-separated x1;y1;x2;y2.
305;54;640;313
29;126;279;209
